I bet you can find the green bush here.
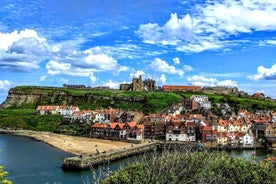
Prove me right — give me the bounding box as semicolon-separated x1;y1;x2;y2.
102;149;276;184
0;166;12;184
0;110;62;131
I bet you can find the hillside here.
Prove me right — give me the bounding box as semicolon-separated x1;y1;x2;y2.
0;86;181;114
1;86;276;114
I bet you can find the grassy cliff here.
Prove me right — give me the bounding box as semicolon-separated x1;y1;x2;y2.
1;86;182;113
1;86;276;132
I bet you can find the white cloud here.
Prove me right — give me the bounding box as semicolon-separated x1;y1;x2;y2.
89;73;97;83
0;29;45;51
176;41;222;53
46;60;72;75
217;80;238;87
187;75;237;87
164;13;194;41
173;57;180;65
0;80;12;90
187;76;218;86
158;74;167;84
183;65;193;72
130;70;145;78
84;53;118;71
149;58;184;76
40;75;47;82
259;39;276;46
45;47;128;77
0;29;48;71
136;13;195;46
267;40;276;45
103;80;120;89
248;64;276;81
136;0;276;53
0;29;129;77
200;0;276;35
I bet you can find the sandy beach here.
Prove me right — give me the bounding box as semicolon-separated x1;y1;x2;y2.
0;129;141;156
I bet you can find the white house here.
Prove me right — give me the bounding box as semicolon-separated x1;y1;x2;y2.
191;95;208;103
94;113;106;123
58;105;80;116
190;95;211;110
240;133;254;147
166;121;196;142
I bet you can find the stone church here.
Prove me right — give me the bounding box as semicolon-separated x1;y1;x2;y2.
120;75;156;91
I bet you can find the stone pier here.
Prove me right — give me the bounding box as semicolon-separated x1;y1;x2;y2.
62;142;158;171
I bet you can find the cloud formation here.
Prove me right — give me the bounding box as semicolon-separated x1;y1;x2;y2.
158;74;167;84
149;58;193;76
0;29;48;71
0;80;12;91
187;75;237;87
0;29;129;77
102;80;121;89
173;57;180;65
248;64;276;81
130;70;145;78
136;0;276;53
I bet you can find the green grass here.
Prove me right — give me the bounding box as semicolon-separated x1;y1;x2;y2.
7;86;182;113
0;109;62;131
8;86;276;114
182;92;276;112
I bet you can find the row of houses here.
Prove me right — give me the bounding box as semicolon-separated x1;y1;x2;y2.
183;95;212;110
36;105;276;147
141;110;276;147
36;105;80;116
91;122;144;141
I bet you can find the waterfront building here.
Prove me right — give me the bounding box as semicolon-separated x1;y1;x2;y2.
239;133;254;147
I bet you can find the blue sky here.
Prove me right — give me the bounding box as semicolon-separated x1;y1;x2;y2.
1;0;276;104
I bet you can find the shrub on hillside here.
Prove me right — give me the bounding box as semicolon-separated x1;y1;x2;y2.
101;148;276;184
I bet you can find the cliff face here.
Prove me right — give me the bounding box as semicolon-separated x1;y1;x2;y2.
0;87;145;109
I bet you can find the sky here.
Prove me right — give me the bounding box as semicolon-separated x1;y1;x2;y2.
0;0;276;104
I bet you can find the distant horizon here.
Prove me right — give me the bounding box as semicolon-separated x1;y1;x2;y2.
1;0;276;104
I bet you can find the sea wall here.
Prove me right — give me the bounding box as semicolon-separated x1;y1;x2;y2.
62;142;158;171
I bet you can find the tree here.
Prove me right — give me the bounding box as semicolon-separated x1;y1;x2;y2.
0;166;12;184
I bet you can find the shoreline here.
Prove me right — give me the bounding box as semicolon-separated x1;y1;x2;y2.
0;128;135;156
0;128;274;157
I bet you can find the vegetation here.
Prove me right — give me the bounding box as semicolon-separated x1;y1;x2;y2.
0;166;12;184
101;147;276;184
2;86;276;131
8;86;276;114
7;86;182;113
182;92;276;113
0;109;62;131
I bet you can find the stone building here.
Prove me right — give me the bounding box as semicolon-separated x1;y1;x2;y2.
120;75;156;91
143;78;156;91
202;86;239;95
132;75;143;91
119;83;132;91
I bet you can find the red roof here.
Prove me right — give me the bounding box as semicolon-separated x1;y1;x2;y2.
127;122;137;128
162;85;201;91
92;123;107;128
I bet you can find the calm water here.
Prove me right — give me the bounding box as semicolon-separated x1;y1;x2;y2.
1;134;276;184
0;134;125;184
